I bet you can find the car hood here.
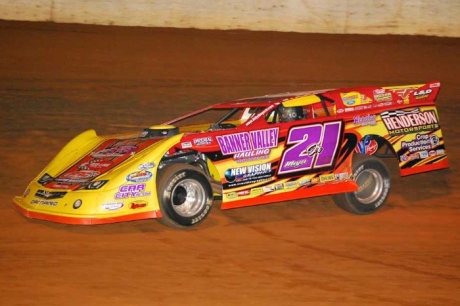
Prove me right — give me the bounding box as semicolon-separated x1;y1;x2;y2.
40;132;176;191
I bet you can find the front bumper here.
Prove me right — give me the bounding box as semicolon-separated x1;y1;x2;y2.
13;197;161;225
13;182;162;225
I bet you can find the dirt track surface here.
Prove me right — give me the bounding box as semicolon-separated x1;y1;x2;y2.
0;21;459;306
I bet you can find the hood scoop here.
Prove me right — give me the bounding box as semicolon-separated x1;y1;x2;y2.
139;125;179;138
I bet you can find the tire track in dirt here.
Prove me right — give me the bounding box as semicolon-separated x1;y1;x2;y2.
247;224;460;281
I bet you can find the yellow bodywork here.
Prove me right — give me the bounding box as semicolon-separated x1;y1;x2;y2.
13;129;184;224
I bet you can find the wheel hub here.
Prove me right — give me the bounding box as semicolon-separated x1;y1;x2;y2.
171;179;207;217
355;169;384;204
172;186;187;205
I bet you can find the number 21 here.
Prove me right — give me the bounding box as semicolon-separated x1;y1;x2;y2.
278;121;342;174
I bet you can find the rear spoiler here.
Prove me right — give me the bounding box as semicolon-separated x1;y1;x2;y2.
384;80;440;104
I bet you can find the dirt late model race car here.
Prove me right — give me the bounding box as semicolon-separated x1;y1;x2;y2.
13;80;449;229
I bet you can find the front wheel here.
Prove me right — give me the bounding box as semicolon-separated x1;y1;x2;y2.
156;164;213;229
332;154;391;214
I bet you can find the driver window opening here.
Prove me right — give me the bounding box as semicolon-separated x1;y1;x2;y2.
266;100;336;123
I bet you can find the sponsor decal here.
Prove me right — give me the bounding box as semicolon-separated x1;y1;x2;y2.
216;128;279;162
430;82;440;88
419;151;429;159
380;108;439;136
262;185;275;192
226;192;237;199
181;142;192;148
335;172;349;181
126;170;152;183
355;136;378;155
299;179;311;186
436;149;445;155
430;134;440;147
31;200;58;206
138;162;155;170
341;92;359;106
353;114;377;126
233;148;270;163
244;104;277;126
56;170;100;184
81;180;108;190
362;95;373;104
50;138;157;188
34;190;66;199
115;183;151;199
78;159;113;171
284;181;299;189
237;190;250;196
224;162;273;187
193;136;213;146
387;87;417;104
250;188;263;196
102;202;124;211
373;91;392;102
50;183;72;189
320;173;336;183
130;200;148;209
401;134;436;153
92;145;137;159
413;89;432;100
341;93;372;106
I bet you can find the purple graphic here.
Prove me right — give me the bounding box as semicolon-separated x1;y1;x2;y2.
115;183;151;199
279;122;342;174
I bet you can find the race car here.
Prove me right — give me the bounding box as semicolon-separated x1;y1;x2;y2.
13;80;449;229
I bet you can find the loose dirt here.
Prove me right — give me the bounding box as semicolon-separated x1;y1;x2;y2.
0;21;459;306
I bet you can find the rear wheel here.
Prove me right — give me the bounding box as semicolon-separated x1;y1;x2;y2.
156;164;213;229
332;154;390;214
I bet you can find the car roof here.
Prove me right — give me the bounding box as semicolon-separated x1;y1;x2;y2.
213;88;335;109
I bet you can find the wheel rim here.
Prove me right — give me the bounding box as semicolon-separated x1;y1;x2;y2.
171;179;207;217
354;169;384;204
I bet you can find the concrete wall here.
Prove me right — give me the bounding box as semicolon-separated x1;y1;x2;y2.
0;0;459;37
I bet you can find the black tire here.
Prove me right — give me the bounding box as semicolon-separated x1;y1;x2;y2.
156;164;213;229
332;154;391;215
